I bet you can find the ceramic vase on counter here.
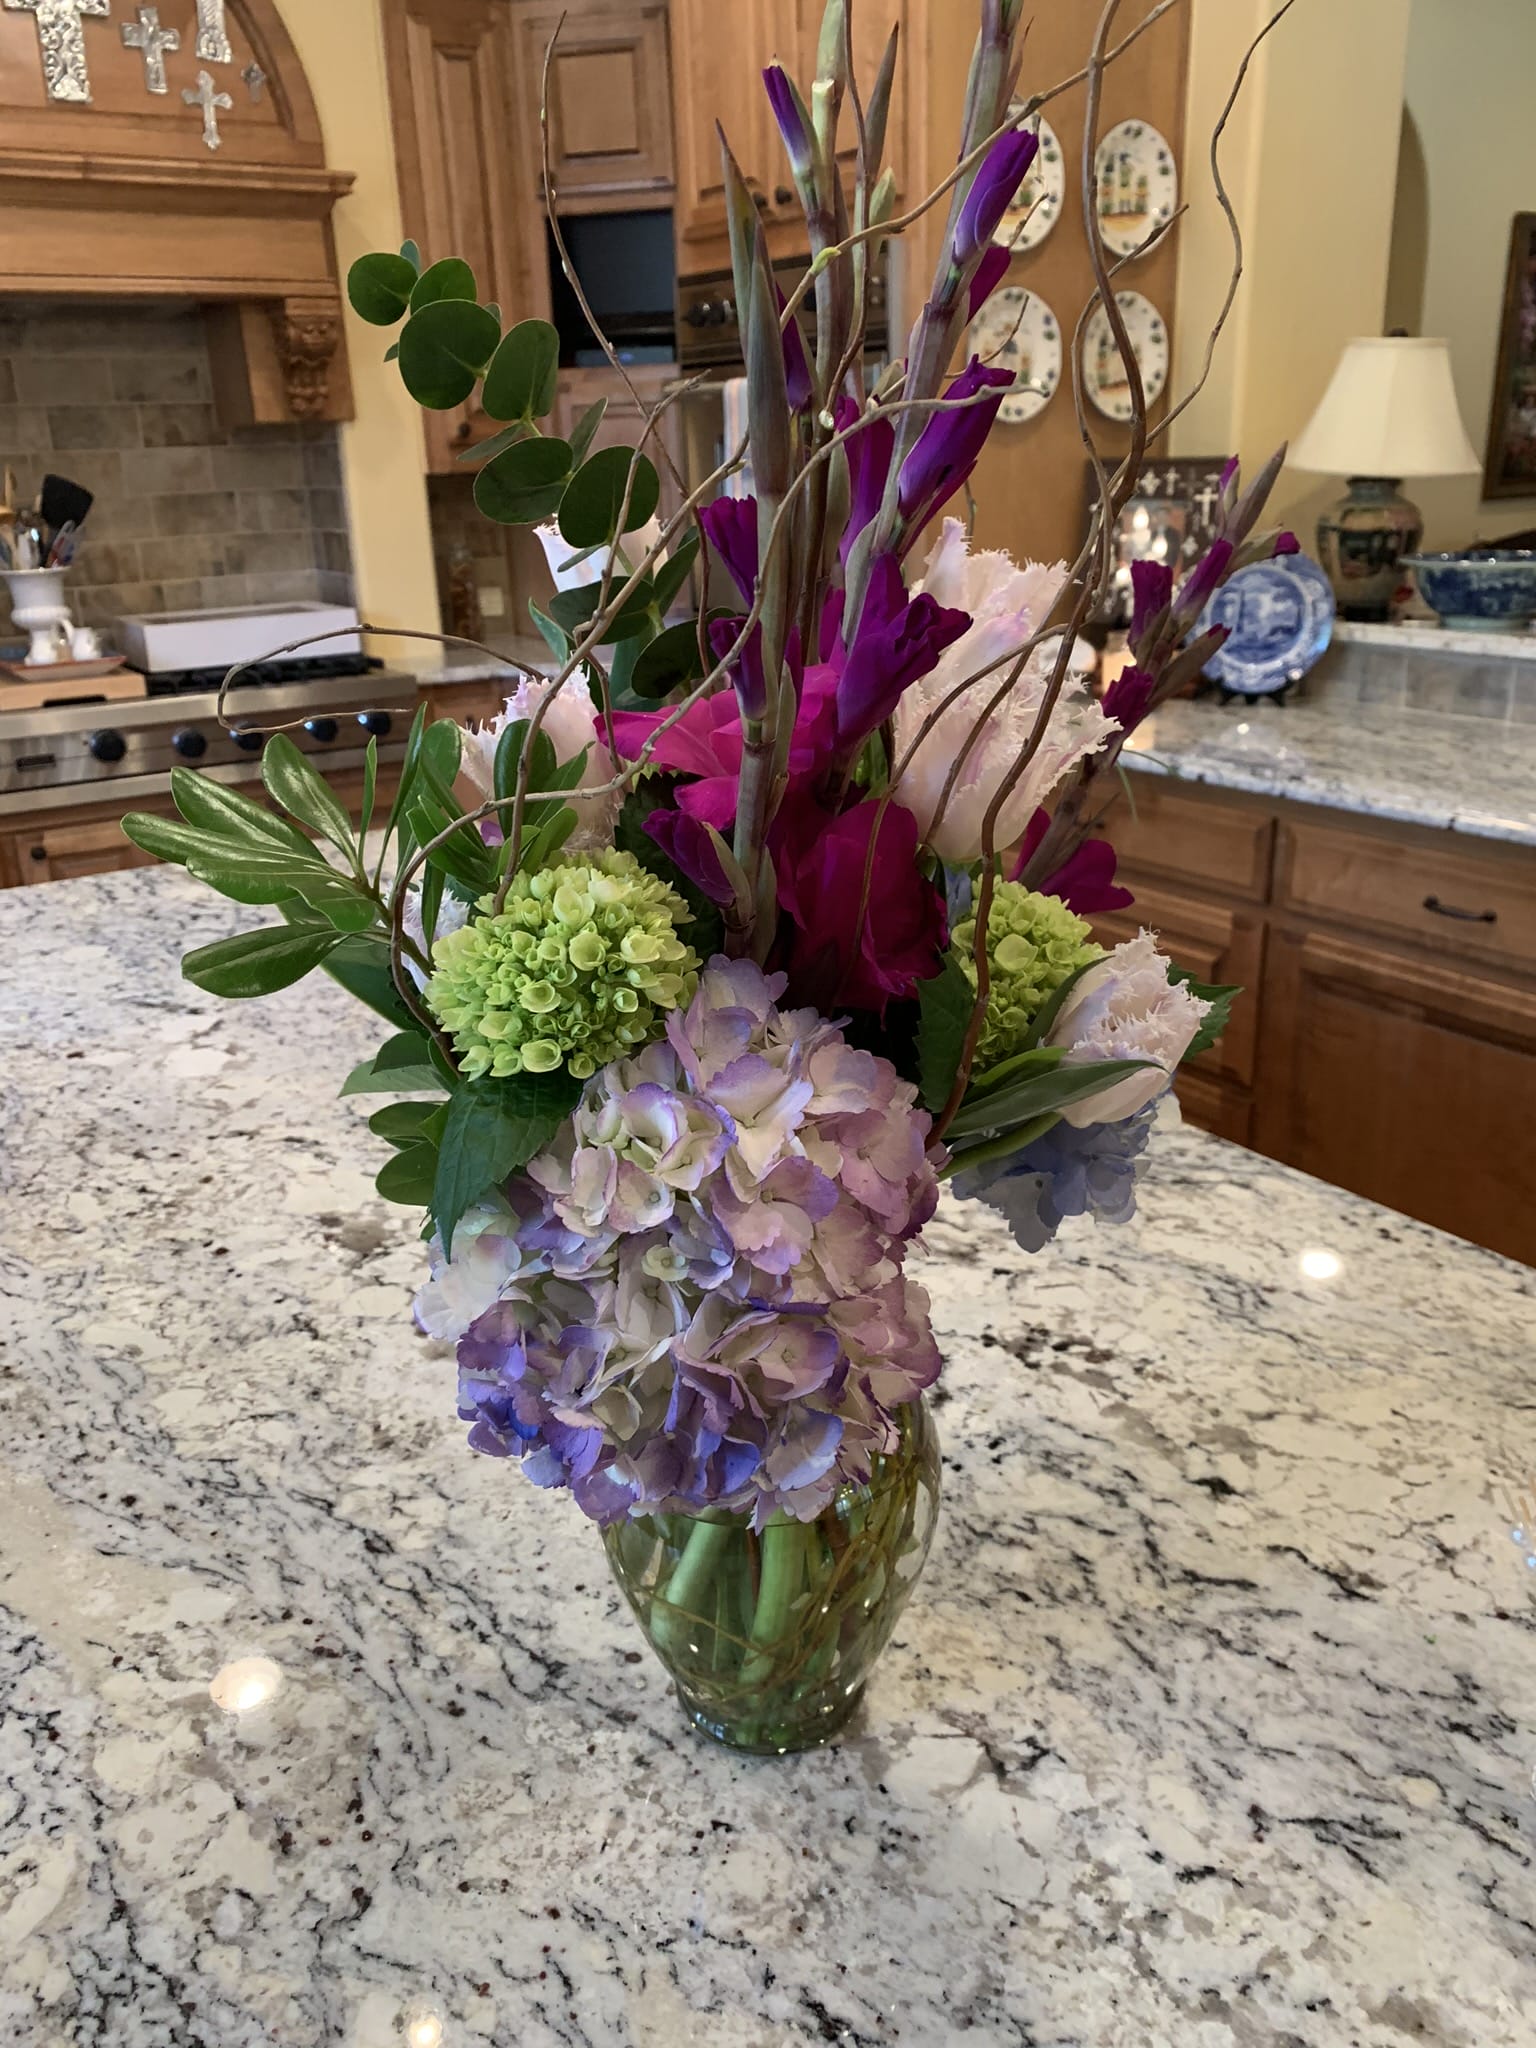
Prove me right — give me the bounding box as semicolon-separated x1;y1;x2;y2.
603;1398;942;1754
2;565;75;665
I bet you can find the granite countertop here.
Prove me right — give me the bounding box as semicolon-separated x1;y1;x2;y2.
1123;699;1536;847
3;866;1535;2047
405;636;559;688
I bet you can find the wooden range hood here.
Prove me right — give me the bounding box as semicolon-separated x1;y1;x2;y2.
0;0;354;425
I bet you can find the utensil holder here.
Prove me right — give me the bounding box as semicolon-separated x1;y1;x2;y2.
2;566;74;666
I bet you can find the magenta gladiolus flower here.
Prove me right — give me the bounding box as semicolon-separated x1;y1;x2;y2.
774;793;947;1013
837;397;897;562
832;553;970;756
1012;811;1134;916
698;496;759;605
644;808;735;906
952;130;1039;268
1129;559;1174;645
967;243;1011;318
610;670;838;829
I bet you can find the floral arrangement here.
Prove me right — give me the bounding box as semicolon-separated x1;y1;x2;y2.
123;0;1291;1656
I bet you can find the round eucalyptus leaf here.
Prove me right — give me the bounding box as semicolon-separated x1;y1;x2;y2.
481;319;561;422
347;251;417;327
558;446;661;549
399;239;423;275
475;436;574;525
409;257;478;311
397;299;501;410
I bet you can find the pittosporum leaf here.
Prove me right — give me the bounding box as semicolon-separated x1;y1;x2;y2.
948;1057;1163;1140
916;955;975;1113
167;769;319;858
260;733;358;862
180;925;346;1000
1170;969;1241;1061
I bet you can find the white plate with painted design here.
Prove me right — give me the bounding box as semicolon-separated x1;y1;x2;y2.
969;286;1062;424
993;113;1065;253
1081;291;1169;421
1094;118;1178;258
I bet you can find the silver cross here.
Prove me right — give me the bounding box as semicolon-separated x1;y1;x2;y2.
122;5;180;95
194;0;231;64
183;67;233;151
3;0;111;106
242;60;266;104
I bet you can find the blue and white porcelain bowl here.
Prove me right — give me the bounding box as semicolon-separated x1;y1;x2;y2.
1404;550;1536;632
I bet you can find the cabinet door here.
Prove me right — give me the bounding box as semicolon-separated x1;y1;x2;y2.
671;0;781;250
382;0;541;472
513;1;673;212
3;817;157;887
1256;928;1536;1265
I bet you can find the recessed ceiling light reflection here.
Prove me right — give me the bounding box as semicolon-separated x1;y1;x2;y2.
208;1655;283;1714
1298;1247;1344;1283
405;2014;444;2048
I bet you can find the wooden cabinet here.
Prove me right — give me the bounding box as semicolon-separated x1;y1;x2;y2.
512;0;674;212
1257;929;1536;1265
1;814;158;888
1104;777;1536;1265
382;0;544;473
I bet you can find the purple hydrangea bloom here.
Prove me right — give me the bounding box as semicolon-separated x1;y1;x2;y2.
418;959;942;1530
952;1101;1160;1254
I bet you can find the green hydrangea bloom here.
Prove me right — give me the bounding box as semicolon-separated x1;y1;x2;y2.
952;882;1104;1075
426;852;700;1081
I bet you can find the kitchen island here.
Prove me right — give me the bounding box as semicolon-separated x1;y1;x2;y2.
2;865;1535;2048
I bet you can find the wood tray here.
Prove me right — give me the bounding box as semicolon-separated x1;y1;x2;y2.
0;666;147;711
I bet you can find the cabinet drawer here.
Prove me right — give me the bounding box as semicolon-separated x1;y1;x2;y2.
1277;818;1536;974
1107;778;1274;901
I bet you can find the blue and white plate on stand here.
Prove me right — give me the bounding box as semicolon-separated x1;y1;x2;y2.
1196;553;1336;702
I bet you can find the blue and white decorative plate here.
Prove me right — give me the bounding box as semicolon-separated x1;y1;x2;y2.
1196;553;1336;697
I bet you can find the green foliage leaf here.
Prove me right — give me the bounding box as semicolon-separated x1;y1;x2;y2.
341;1030;444;1096
409;257;478;310
379;702;429;853
629;617;709;699
474;436;572;525
566;396;608;468
318;933;416;1031
347;251;417;326
481;318;560;422
1018;955;1102;1057
261;732;358;861
528;600;572;664
419;714;464;790
457;419;533;466
377;1141;441;1207
650;530;702;615
558;446;661;549
369;1100;446;1146
181;924;345;1000
400;239;422;274
432;1070;582;1253
491;718;558;806
397;298;500;409
1170;969;1241;1061
360;737;378;839
167;769;318;858
916;956;975;1113
547;579;656;645
948;1056;1162;1141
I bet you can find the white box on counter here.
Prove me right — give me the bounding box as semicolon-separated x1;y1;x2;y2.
114;602;363;677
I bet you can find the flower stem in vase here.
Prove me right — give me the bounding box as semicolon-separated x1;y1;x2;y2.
741;1517;809;1687
649;1515;733;1662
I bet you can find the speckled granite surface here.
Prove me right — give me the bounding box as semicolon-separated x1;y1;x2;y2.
1124;699;1536;846
5;864;1533;2047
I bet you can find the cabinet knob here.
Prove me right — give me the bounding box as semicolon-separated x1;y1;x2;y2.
753;190;769;211
454;421;474;445
30;845;46;862
775;185;795;207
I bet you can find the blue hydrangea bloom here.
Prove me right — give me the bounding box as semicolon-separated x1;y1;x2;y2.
953;1100;1160;1253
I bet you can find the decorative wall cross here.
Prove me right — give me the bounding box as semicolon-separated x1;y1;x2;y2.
121;5;180;95
183;67;232;151
194;0;232;66
3;0;111;106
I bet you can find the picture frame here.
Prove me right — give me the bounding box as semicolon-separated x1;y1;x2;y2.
1085;455;1230;627
1483;212;1536;500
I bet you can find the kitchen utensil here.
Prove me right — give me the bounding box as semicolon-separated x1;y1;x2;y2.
39;473;94;537
0;467;18;520
47;520;78;568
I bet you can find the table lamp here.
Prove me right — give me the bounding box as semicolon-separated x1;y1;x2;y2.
1290;336;1480;621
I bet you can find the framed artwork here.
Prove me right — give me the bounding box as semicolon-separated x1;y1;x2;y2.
1484;213;1536;500
1085;456;1229;626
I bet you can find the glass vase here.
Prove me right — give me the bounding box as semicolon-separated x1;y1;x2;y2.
602;1399;941;1754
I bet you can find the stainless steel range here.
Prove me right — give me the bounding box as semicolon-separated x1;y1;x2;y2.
0;665;415;820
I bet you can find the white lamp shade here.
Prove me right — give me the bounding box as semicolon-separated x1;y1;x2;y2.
1290;337;1481;480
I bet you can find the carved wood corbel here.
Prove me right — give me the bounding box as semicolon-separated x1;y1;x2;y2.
270;297;342;420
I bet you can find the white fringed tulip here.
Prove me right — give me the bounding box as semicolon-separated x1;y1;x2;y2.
460;672;621;849
1047;930;1212;1125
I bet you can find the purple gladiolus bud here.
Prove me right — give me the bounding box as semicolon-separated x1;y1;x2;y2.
1273;530;1301;556
834;553;970;753
698;495;760;605
1129;559;1174;645
644;808;736;905
967;244;1011;318
776;285;814;412
709;613;769;721
896;357;1014;537
839;398;896;560
1101;662;1157;733
763;64;814;182
1174;538;1234;625
952;130;1038;268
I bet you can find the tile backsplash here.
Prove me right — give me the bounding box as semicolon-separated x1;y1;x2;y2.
0;301;353;638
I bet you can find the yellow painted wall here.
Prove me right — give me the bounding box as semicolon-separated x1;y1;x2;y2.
1385;0;1536;546
1172;0;1412;543
276;0;441;649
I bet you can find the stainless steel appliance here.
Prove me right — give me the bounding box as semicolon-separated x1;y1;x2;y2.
0;665;411;820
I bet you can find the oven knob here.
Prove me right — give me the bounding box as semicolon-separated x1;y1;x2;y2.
303;717;339;743
231;728;264;753
357;710;393;737
88;729;127;763
708;299;734;327
173;727;208;760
